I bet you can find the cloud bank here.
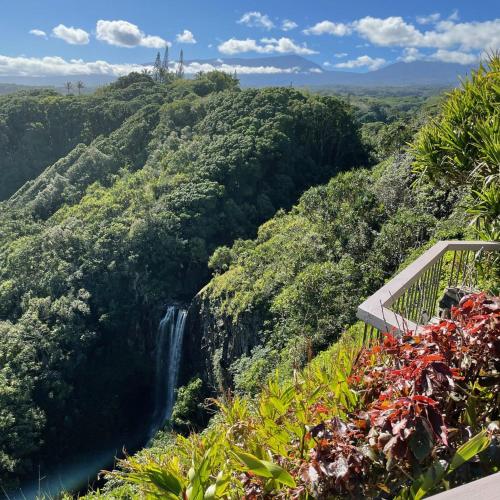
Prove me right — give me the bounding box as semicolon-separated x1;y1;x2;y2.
0;54;307;77
0;54;146;77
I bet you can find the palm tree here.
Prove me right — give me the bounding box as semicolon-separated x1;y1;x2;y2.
65;81;73;95
76;81;84;95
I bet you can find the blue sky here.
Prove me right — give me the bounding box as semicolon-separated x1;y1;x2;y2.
1;1;499;77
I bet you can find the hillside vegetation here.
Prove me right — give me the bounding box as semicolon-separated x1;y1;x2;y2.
0;71;367;488
93;293;499;499
86;57;499;498
0;53;497;497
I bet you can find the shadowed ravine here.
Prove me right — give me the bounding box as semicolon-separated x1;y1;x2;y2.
14;307;189;499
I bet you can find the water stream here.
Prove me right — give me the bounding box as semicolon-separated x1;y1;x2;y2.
149;305;188;438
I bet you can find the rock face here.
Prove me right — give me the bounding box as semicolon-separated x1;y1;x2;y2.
180;289;265;393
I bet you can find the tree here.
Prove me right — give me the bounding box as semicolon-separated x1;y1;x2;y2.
76;80;84;96
177;49;184;79
161;45;169;80
65;81;72;95
153;51;162;82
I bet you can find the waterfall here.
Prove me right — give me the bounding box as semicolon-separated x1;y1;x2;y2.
150;305;188;438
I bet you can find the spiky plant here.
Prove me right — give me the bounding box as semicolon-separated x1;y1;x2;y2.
412;53;499;240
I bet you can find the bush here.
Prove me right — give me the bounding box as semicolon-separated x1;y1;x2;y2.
412;54;500;240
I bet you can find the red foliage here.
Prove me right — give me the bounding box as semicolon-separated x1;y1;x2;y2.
299;293;500;497
300;418;370;496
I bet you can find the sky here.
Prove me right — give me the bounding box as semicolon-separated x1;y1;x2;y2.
0;0;499;78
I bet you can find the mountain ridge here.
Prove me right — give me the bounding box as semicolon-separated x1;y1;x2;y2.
0;55;474;89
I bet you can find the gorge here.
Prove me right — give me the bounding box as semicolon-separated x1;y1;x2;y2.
0;71;370;494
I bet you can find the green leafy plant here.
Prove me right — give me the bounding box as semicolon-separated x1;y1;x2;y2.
412;53;499;240
398;430;491;499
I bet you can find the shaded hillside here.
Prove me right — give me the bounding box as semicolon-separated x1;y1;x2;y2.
180;154;465;397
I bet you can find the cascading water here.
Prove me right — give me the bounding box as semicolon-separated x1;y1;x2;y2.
150;305;188;438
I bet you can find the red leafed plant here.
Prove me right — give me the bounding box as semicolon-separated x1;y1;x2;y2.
298;293;500;498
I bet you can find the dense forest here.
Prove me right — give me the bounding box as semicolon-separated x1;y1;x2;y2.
0;54;498;499
0;70;368;490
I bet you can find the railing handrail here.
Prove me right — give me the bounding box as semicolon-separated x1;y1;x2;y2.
357;240;500;334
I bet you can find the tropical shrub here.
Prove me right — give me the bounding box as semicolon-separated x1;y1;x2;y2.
412;53;500;240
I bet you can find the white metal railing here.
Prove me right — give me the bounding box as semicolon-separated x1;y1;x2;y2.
357;240;500;335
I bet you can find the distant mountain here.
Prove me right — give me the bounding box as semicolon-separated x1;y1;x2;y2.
351;61;473;86
186;54;323;72
0;75;114;88
187;56;470;87
153;55;473;87
0;83;56;95
0;55;474;91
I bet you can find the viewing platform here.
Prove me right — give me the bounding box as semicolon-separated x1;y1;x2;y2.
357;240;500;337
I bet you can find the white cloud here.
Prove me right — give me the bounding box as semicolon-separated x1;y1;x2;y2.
218;39;259;54
176;30;196;44
354;17;423;46
231;13;499;59
416;13;441;25
310;68;322;73
334;52;348;58
0;54;148;77
399;47;478;65
184;61;300;75
423;19;500;51
399;47;424;62
96;20;168;48
429;49;478;64
303;20;351;36
29;29;47;38
52;24;89;45
218;37;317;55
335;55;386;71
353;16;500;52
282;19;298;31
238;12;274;30
448;10;460;22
